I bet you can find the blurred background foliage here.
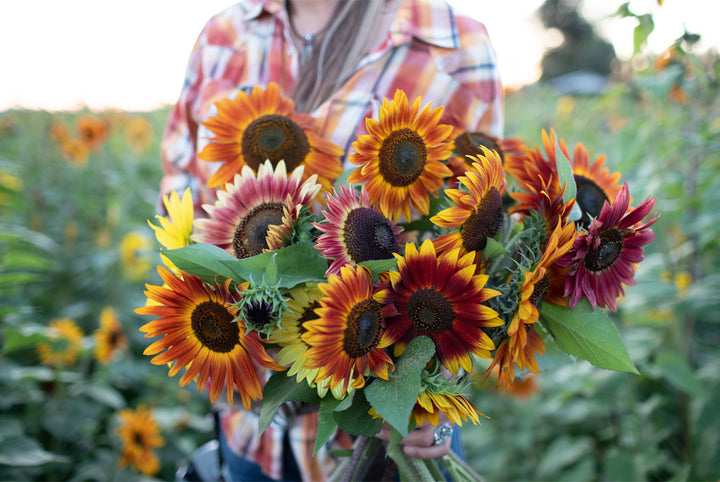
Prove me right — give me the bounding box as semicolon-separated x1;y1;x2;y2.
1;1;719;480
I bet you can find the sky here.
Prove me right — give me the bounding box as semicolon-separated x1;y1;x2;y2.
0;0;717;112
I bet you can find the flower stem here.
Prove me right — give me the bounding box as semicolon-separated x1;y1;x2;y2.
386;444;435;481
330;436;382;482
439;451;486;482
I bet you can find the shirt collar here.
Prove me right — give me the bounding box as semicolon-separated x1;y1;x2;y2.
391;0;459;49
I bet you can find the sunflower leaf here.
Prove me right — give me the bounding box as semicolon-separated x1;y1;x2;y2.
554;136;577;204
164;244;241;283
359;258;398;280
364;336;436;438
221;242;328;288
539;300;639;374
315;397;341;454
258;372;321;435
333;391;383;438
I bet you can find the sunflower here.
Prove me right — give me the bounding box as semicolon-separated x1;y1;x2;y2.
60;137;89;166
382;239;503;374
485;324;545;388
76;115;108;151
120;231;153;281
116;406;165;476
302;265;398;397
559;183;657;311
136;266;282;407
348;90;453;222
447;129;524;187
124;116;154;153
412;390;482;427
193;160;320;259
148;188;194;271
570;142;623;227
273;283;347;399
431;147;507;260
198;82;343;191
313;185;403;276
36;318;83;367
94;307;128;364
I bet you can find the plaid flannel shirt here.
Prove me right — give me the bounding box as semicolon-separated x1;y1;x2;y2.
160;0;503;479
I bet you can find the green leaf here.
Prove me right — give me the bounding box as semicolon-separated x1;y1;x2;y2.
315;397;341;454
359;258;398;280
164;244;243;283
264;253;278;285
258;371;320;434
364;336;435;437
540;300;639;374
333;391;383;438
1;325;51;355
221;242;328;288
0;435;66;466
554;136;576;204
651;350;706;397
633;14;655;54
482;237;508;260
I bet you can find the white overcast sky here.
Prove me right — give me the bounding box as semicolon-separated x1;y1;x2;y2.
0;0;716;111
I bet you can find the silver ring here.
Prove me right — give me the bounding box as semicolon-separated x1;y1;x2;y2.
433;423;453;446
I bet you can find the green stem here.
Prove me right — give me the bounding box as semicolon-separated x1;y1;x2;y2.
330;436;382;482
439;451;486;482
386;444;434;481
424;457;446;481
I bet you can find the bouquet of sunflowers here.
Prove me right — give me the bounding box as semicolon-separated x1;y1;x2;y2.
136;83;657;480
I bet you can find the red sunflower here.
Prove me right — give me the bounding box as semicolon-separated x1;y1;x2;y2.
136;267;282;407
381;239;503;374
447;128;524;188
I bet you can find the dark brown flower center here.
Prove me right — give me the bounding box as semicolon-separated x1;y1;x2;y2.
528;275;550;308
242;114;310;172
298;301;321;336
343;207;398;264
584;229;624;272
460;186;504;251
455;131;503;163
233;202;285;258
574;175;609;228
407;288;455;335
191;301;239;353
378;128;427;186
343;299;384;358
133;431;144;447
243;299;274;331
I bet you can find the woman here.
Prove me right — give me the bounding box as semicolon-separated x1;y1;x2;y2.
161;0;504;479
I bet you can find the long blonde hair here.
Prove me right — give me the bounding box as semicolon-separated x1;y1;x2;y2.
291;0;390;112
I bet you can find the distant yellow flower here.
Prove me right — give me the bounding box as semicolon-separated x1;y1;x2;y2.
60;138;89;166
116;406;165;476
124;116;154;152
37;318;83;367
94;307;128;363
148;188;194;271
0;170;22;204
120;231;153;281
674;271;692;294
556;95;576;121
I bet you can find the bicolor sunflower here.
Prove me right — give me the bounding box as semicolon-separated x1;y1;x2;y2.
431;147;507;261
485;325;546;389
302;265;398;397
36;318;83;367
382;239;503;374
148;188;194;271
348;90;453;222
558;183;657;311
198;82;343;191
273;283;346;399
412;390;482;427
193;160;320;259
136;266;283;407
447;129;524;187
94;307;128;364
570;142;623;227
116;406;165;476
313;185;403;276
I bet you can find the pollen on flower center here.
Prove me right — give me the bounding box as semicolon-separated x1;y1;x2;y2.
343;299;383;358
233;202;285;258
343;207;398;263
575;175;609;227
407;288;455;334
529;275;550;308
585;229;624;272
378;128;427;186
460;186;504;251
190;301;239;353
242;114;310;172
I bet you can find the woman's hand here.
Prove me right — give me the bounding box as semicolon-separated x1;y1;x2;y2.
375;415;454;459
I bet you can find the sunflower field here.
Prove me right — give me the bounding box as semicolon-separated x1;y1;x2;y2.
1;39;719;482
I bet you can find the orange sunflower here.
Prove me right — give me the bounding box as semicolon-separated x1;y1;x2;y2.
431;147;507;261
348;90;453;222
382;239;503;374
116;405;165;476
412;390;482;427
302;265;398;397
136;266;282;407
36;318;84;367
198;82;343;191
76;115;108;151
94;307;128;364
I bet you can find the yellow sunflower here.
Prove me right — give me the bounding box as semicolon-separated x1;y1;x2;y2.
431;147;507;260
36;318;83;367
198;82;343;192
348;90;453;222
94;307;128;364
302;265;398;397
116;405;165;476
148;188;194;271
120;231;153;281
412;390;483;427
124;116;154;153
136;266;283;407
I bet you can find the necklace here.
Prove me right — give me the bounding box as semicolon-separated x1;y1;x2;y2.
286;1;331;64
